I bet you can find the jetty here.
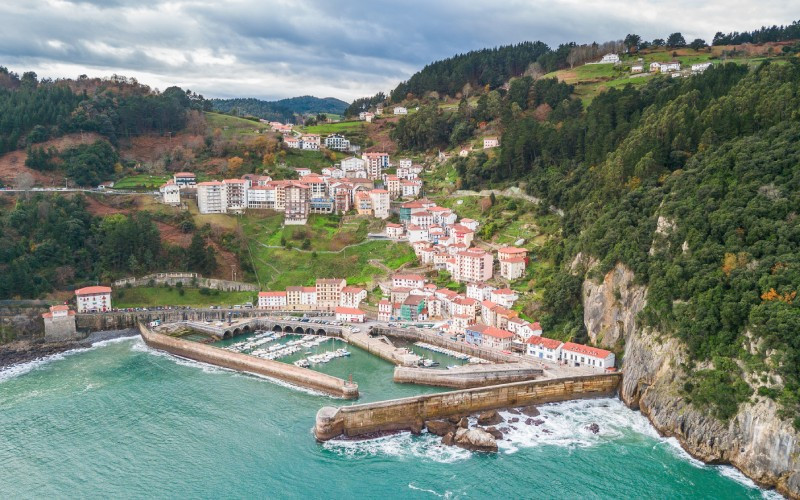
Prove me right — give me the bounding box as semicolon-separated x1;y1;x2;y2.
137;322;358;399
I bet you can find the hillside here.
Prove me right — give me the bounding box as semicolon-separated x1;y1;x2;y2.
210;95;349;121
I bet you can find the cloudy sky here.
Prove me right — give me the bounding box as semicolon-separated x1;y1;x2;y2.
0;0;796;102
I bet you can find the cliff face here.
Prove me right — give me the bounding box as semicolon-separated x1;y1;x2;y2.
583;263;800;499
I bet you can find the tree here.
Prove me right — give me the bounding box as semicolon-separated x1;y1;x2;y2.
689;38;707;51
227;156;243;175
652;38;666;47
624;34;642;52
667;32;687;48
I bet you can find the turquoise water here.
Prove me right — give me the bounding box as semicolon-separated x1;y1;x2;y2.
0;336;779;499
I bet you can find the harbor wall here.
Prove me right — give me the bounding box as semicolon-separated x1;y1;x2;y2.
137;323;358;399
314;373;621;440
393;363;544;389
373;327;529;364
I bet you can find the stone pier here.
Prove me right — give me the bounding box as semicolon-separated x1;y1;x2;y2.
314;373;621;440
138;323;358;399
393;363;543;389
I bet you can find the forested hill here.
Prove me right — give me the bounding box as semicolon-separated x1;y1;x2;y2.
447;60;800;426
210;95;349;121
0;68;207;155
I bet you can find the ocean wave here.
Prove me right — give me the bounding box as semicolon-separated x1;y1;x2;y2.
408;482;454;498
323;431;471;464
0;347;92;383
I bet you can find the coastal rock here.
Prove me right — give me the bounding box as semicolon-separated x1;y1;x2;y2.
532;419;544;426
584;262;800;499
441;432;455;446
458;417;469;429
454;428;498;453
508;417;519;424
587;423;600;434
426;420;455;437
410;417;424;435
477;410;503;426
447;415;462;424
485;426;504;440
519;405;540;417
507;408;521;415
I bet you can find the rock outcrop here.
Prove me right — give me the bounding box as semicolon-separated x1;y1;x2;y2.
584;262;800;499
425;420;456;437
453;428;498;452
477;410;504;426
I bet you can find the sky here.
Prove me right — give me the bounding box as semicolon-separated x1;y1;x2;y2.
0;0;797;102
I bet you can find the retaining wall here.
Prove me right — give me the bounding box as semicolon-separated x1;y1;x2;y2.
138;323;358;399
373;327;529;364
115;273;259;292
314;373;621;440
393;363;543;389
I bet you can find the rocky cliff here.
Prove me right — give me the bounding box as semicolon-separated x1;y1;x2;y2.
584;263;800;499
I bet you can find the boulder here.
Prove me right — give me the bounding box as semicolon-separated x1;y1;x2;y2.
447;415;462;424
410;417;424;435
587;423;600;434
520;405;540;417
454;428;498;452
485;426;504;440
532;419;544;426
507;408;521;415
426;420;456;437
508;417;519;424
477;410;504;426
441;432;455;446
458;417;469;429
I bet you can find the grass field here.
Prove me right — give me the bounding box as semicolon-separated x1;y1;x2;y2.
240;212;415;289
113;286;257;308
205;112;270;139
113;174;171;190
278;149;346;171
301;121;365;134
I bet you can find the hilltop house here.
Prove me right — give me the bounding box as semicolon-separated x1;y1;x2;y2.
75;286;112;313
600;53;620;64
483;137;500;149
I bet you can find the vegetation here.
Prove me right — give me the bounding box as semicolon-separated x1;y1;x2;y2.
210;96;349;122
113;286;254;308
713;20;800;45
27;140;119;186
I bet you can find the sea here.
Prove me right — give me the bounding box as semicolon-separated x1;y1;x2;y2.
0;334;783;499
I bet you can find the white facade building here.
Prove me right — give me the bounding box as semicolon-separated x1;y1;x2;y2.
197;181;226;214
75;286;112;313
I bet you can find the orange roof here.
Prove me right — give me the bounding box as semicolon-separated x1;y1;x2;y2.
51;305;70;311
342;286;365;294
492;288;516;295
223;178;245;184
258;291;286;297
302;287;316;293
499;246;526;254
562;342;613;359
197;181;222;186
370;189;389;194
526;336;563;349
335;306;365;315
75;286;111;295
175;172;195;177
469;324;513;339
504;257;526;263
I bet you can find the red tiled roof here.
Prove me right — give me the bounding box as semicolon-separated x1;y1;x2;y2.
75;286;111;295
469;324;513;339
51;305;70;311
526;336;563;349
175;172;195;177
335;307;365;315
258;291;286;297
342;286;365;294
197;181;222;186
562;342;613;359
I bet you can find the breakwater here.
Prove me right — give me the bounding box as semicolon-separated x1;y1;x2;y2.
393;363;543;388
314;373;621;440
138;323;358;399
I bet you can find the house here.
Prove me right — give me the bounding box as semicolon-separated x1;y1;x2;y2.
222;178;248;212
466;282;495;302
407;224;428;243
283;182;310;224
401;179;422;198
294;167;312;177
362;152;390;179
159;180;181;206
341;156;366;172
301;134;321;151
466;324;513;350
284;136;301;149
393;106;408;115
653;61;681;73
459;147;471;157
335;306;366;323
378;299;393;321
483;137;500;149
324;134;350;151
375;105;383;115
340;286;367;308
75;286;112;313
490;288;519;308
400;295;427;321
197;181;225;214
449;314;474;335
451;248;493;282
41;304;77;341
316;278;346;311
398;158;413;169
384;175;401;198
459;218;479;231
392;273;426;289
385;223;405;239
561;342;615;369
173;172;196;188
600;53;620;64
498;246;528;280
369;189;390;219
631;64;644;74
692;62;712;73
364;112;375;122
526;336;563;361
258;291;287;310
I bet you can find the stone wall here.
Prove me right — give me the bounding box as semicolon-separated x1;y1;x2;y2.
373;327;529;364
43;316;79;342
393;363;543;388
138;323;358;399
115;273;259;292
315;373;621;440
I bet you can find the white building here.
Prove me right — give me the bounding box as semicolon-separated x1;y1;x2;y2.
692;62;712;73
301;134;321;151
75;286;112;313
369;189;390;219
483;137;500;149
600;53;620;64
173;172;196;188
340;287;367;308
392;273;426;289
335;306;366;323
197;181;226;214
526;336;563;362
386;223;405;239
393;106;408;115
561;342;615;369
159;180;181;206
341;156;366;173
398;158;412;169
258;291;287;310
498;246;528;280
378;299;393;321
451;248;493;283
223;178;248;212
631;64;644;74
324;134;350;151
284;136;301;149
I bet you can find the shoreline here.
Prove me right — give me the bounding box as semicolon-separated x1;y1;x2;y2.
0;329;137;370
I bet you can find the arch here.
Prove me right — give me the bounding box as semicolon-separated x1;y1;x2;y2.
273;324;283;332
223;331;232;339
242;325;251;332
283;325;294;333
293;326;304;334
316;328;326;336
305;327;314;335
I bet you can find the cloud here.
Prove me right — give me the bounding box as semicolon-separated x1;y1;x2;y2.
0;0;796;101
